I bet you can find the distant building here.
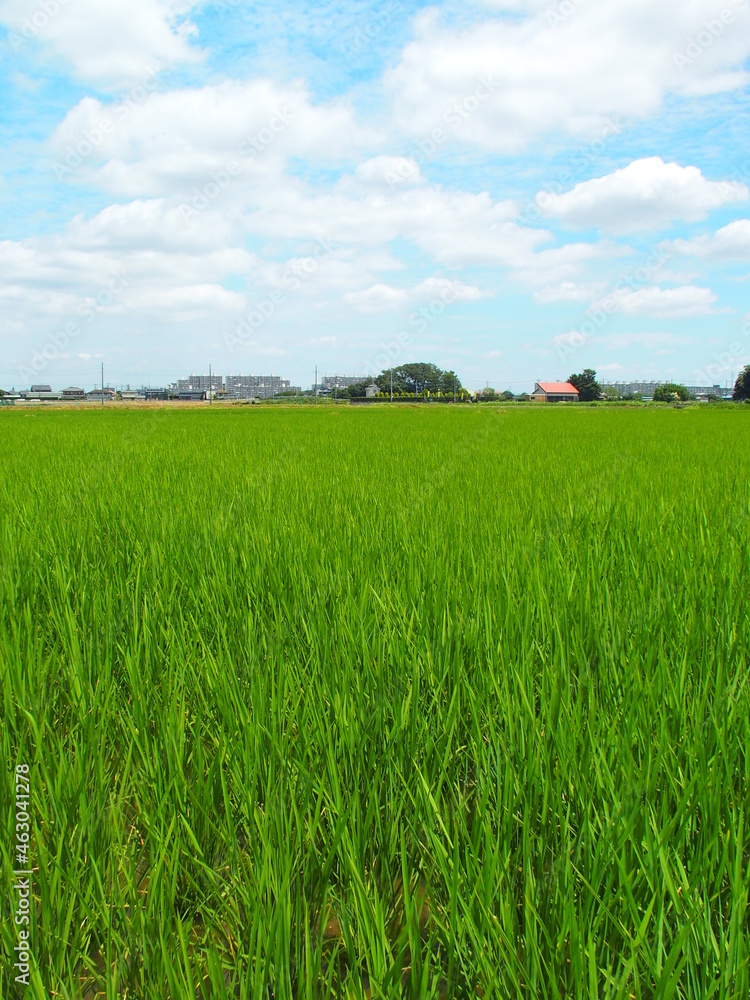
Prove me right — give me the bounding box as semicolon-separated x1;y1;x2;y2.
20;386;60;400
321;375;367;391
685;384;727;400
172;374;223;393
365;383;381;398
120;390;145;400
61;387;85;398
143;388;169;400
532;381;580;402
610;381;730;400
86;388;116;402
225;374;292;399
175;389;206;401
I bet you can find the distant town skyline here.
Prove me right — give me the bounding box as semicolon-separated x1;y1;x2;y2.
3;369;734;401
1;1;749;393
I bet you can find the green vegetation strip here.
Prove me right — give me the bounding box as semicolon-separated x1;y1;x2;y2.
1;406;749;998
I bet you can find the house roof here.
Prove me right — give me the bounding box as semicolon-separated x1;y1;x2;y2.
536;382;579;394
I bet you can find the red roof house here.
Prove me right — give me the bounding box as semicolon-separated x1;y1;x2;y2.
533;381;580;402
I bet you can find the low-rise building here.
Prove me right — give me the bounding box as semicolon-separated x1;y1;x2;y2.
532;381;580;402
86;388;116;402
62;387;85;398
20;386;60;400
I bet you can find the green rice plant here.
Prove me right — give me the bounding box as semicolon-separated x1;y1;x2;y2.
0;405;748;998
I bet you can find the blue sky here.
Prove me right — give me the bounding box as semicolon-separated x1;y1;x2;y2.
1;0;749;393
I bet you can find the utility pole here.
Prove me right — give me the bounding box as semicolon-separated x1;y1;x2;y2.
390;369;393;403
315;365;318;405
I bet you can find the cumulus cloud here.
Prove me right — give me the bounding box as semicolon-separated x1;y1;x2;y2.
671;219;750;259
605;284;718;318
534;281;608;304
344;277;490;313
355;156;423;186
537;158;749;233
49;79;376;196
343;283;409;311
0;0;202;88
385;0;750;151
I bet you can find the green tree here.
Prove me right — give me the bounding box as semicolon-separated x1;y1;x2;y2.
377;364;462;396
733;365;750;401
653;382;690;402
568;369;602;401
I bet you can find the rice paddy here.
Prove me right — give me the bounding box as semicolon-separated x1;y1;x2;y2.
1;404;749;998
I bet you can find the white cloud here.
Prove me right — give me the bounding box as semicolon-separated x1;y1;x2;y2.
50;80;375;196
125;283;245;317
344;277;490;313
0;0;202;88
514;241;617;288
355;156;423;186
671;219;750;259
605;284;718;318
385;1;750;152
343;283;409;311
537;158;748;233
411;277;489;301
534;280;608;304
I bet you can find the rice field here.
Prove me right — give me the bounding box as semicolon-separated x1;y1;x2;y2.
1;404;749;999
